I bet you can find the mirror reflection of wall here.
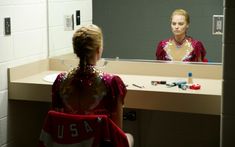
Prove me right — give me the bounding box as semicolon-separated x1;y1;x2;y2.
48;0;92;57
93;0;223;62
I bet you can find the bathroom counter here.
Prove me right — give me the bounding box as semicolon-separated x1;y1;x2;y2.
8;56;222;115
119;74;221;115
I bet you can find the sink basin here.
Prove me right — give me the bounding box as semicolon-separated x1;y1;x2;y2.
43;73;60;83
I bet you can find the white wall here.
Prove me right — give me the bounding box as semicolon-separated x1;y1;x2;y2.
0;0;92;146
48;0;92;57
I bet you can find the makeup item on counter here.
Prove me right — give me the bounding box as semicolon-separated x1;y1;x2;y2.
189;84;201;90
151;81;158;86
166;83;176;87
157;81;166;84
132;84;144;88
166;81;187;87
188;72;193;84
173;81;187;86
151;81;166;86
178;84;188;90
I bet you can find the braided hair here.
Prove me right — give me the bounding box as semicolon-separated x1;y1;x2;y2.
72;24;103;71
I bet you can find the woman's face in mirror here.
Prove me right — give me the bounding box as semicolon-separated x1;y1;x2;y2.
171;15;189;37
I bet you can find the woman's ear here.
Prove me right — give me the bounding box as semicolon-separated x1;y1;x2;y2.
96;47;99;53
96;47;102;60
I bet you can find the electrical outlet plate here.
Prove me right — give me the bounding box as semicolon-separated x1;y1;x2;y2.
212;15;224;35
64;15;74;31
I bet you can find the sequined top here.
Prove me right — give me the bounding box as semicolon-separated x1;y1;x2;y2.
51;65;127;118
156;36;206;62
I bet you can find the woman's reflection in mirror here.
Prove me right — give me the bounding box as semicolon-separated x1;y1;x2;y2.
155;9;207;62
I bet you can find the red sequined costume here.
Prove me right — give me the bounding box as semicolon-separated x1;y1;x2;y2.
51;65;127;119
156;36;206;62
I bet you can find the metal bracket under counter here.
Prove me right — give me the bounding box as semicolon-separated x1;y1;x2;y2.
8;57;222;115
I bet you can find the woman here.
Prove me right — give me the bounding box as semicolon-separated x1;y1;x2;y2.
51;24;133;146
156;9;207;62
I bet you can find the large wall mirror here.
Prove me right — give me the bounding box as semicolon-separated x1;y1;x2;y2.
93;0;223;63
48;0;223;63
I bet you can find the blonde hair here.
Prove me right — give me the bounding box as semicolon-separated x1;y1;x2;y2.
72;24;103;69
171;9;190;24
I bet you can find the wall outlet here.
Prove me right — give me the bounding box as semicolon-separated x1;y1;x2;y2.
123;111;136;121
4;17;11;35
212;15;224;35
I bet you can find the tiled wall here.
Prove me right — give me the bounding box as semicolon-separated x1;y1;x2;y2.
0;0;92;146
0;0;47;146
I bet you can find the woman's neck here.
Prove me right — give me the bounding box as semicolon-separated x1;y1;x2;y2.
174;35;186;44
87;57;97;66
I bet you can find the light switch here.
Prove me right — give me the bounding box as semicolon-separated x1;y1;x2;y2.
76;10;80;25
4;17;11;35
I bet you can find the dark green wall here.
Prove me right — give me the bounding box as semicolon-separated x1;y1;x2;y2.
93;0;223;62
